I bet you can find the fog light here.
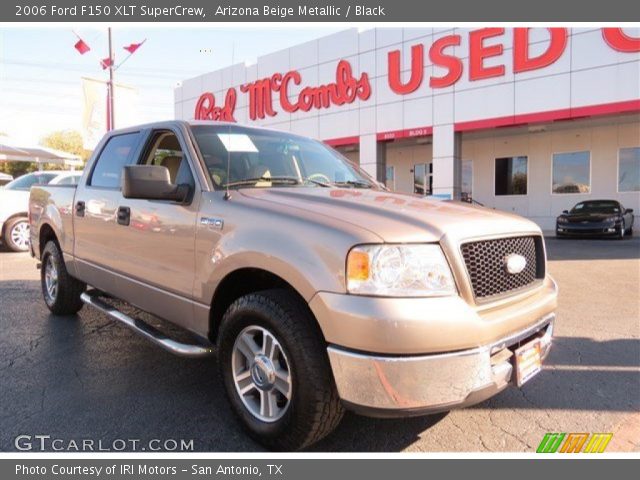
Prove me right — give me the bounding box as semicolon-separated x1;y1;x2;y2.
607;228;616;232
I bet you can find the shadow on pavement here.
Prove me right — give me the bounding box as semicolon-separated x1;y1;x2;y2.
544;234;640;261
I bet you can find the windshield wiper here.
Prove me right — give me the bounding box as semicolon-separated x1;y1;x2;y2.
224;176;302;188
304;178;332;187
332;180;373;189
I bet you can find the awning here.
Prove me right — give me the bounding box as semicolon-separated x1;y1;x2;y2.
0;138;83;168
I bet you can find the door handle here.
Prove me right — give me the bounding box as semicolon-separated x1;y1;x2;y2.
75;201;85;217
117;206;131;226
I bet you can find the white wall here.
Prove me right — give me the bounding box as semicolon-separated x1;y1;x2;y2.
461;118;640;230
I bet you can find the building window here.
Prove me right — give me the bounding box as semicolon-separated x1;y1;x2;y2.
495;156;527;196
385;166;395;190
414;163;433;195
552;151;591;194
619;147;640;192
461;159;472;202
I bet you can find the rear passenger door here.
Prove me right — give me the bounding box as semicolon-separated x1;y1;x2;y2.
73;131;143;293
107;128;201;332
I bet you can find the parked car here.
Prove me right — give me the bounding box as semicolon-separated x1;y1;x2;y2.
556;200;634;239
29;121;557;450
0;170;82;251
0;172;14;186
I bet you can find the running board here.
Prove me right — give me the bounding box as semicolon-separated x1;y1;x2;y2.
80;290;215;358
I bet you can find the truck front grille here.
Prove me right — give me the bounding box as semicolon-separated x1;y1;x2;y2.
460;235;544;301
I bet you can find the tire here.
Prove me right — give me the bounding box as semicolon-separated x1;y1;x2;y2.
3;217;30;252
41;240;86;315
617;221;626;240
217;289;344;451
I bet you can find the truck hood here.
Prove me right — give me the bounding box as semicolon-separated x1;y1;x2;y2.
239;188;541;243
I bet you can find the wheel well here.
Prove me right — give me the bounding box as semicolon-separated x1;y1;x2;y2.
39;223;59;256
1;213;27;237
209;268;308;343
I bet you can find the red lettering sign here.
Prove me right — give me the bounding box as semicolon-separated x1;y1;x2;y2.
602;28;640;53
514;28;568;73
429;34;463;88
389;44;424;94
194;27;637;121
469;28;506;81
194;89;237;121
241;60;371;121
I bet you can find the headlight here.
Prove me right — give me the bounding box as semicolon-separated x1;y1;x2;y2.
346;244;456;297
557;217;568;224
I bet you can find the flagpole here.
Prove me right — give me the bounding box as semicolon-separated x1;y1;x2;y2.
107;27;115;131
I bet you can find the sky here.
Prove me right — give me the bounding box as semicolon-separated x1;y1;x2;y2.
0;26;344;144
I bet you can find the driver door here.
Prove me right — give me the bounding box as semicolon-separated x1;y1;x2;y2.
108;128;202;333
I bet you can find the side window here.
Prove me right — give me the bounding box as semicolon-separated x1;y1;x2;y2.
90;132;141;188
141;131;195;188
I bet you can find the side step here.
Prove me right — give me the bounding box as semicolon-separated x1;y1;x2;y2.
80;290;215;358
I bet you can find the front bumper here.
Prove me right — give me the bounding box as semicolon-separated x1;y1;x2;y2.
328;313;554;417
556;222;619;236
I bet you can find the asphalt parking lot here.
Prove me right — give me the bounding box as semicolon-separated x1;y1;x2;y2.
1;235;638;452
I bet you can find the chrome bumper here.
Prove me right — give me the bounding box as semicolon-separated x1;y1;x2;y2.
327;313;554;417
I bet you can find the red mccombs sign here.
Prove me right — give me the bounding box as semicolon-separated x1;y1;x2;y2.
195;28;640;122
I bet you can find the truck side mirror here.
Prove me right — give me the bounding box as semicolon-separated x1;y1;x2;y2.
122;165;189;202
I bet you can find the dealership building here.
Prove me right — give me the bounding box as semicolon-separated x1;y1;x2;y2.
175;27;640;229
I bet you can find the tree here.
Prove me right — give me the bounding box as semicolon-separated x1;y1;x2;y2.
40;130;92;163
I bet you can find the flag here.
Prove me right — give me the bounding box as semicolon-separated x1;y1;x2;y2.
123;42;144;54
74;38;90;55
100;57;114;70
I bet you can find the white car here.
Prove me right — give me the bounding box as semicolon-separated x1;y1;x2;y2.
0;170;82;252
0;173;13;186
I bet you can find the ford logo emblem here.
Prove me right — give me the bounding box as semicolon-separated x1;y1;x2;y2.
504;254;527;274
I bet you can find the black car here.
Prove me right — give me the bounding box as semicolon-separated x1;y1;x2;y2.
556;200;634;239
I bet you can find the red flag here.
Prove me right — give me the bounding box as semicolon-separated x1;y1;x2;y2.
100;57;114;70
123;42;143;54
74;39;90;55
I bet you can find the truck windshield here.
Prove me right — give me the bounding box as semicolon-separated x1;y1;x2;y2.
191;125;377;190
570;201;620;214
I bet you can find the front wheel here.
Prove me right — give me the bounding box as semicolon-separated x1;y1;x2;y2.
41;241;86;315
617;221;626;240
4;217;30;252
217;289;344;450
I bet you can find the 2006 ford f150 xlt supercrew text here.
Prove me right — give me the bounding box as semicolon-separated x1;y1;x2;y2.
29;121;557;450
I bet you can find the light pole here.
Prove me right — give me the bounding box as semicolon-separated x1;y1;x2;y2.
107;27;115;131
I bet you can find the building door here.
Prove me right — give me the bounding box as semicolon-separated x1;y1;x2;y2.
413;163;433;195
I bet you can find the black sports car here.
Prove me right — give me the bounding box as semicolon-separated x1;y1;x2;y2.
556;200;634;239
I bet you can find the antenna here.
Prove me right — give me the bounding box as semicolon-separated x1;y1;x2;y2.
224;42;236;201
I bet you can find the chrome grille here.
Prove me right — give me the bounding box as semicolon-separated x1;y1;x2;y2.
460;236;544;300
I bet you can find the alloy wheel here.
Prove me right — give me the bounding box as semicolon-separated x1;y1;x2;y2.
231;325;292;423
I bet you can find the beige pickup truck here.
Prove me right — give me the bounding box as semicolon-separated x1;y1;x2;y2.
29;121;557;450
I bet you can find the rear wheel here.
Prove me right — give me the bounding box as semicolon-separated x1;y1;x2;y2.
41;241;86;315
217;289;344;451
4;217;30;252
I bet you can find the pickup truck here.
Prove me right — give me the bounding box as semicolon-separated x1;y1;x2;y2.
29;121;557;450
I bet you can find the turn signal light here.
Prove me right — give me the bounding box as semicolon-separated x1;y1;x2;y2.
346;250;370;282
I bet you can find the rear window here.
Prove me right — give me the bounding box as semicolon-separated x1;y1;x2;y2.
90;132;141;188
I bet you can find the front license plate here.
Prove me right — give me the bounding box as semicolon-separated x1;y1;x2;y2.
514;339;542;387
